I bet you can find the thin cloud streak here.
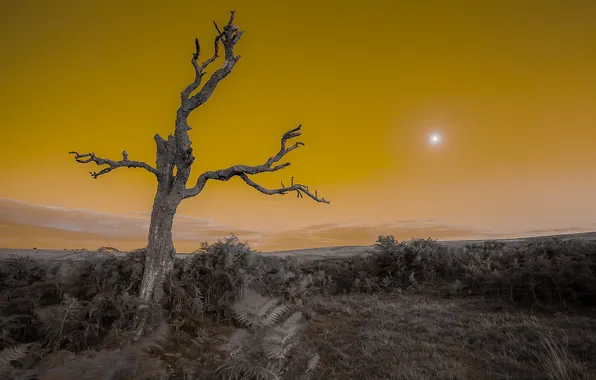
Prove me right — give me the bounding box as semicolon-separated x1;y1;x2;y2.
0;197;256;241
256;221;498;251
0;198;586;252
522;227;594;236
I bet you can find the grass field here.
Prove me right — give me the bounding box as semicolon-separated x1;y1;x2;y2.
0;233;595;379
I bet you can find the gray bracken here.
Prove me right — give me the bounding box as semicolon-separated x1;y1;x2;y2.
69;11;329;334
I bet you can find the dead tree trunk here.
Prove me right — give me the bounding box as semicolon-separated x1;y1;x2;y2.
133;186;181;336
70;11;330;331
139;192;180;303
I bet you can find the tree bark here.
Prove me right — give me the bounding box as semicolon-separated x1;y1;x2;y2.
138;189;182;304
134;185;182;337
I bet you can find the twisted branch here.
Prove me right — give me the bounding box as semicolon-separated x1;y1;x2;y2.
69;151;159;179
183;125;329;203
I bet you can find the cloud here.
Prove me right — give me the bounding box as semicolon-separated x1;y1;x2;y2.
255;220;496;251
0;198;258;243
0;198;149;238
0;197;516;252
522;227;593;236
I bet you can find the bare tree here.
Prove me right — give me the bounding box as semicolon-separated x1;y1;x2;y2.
70;12;329;307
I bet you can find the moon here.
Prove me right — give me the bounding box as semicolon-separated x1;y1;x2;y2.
428;132;442;145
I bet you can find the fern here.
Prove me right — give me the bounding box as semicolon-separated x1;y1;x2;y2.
232;290;289;330
0;343;41;380
219;287;318;380
0;344;30;372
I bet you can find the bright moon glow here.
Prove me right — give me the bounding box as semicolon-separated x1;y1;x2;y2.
429;133;442;145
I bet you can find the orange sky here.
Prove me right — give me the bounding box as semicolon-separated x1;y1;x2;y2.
1;0;595;252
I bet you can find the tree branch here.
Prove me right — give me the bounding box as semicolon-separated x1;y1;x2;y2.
180;10;244;114
183;125;329;204
69;151;159;179
239;173;330;203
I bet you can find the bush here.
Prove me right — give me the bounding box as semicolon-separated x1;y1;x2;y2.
372;236;596;309
373;235;399;252
165;234;253;322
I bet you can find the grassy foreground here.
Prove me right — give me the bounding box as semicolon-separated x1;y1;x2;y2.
0;235;595;379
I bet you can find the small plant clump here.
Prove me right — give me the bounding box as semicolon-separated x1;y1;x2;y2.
97;247;121;253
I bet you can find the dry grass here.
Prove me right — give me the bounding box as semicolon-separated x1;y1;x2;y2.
304;292;596;380
0;234;595;379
